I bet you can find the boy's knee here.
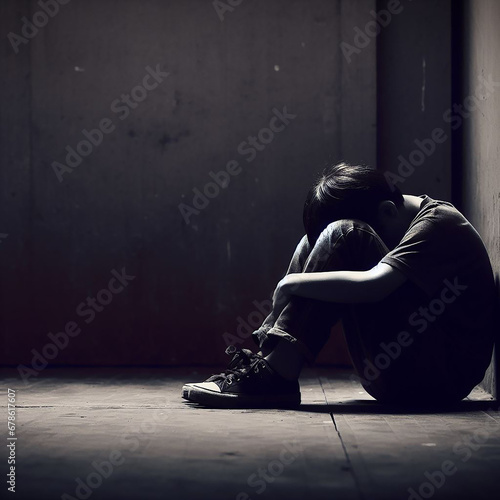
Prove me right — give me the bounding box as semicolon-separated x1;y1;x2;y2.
308;219;385;270
317;219;377;247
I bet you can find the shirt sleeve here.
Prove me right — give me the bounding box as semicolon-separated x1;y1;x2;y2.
380;216;463;297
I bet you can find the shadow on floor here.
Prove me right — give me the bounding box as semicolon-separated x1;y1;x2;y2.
296;399;499;414
182;399;499;414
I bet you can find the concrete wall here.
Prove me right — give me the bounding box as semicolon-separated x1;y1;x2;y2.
0;0;376;367
460;0;500;398
377;0;452;200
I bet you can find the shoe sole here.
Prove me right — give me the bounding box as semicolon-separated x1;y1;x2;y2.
182;384;301;409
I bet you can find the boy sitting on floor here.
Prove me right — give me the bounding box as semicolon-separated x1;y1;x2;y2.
182;163;496;407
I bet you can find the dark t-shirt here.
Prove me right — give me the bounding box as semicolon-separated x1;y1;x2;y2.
380;195;496;390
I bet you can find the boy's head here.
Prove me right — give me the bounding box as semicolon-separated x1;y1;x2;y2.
303;162;405;246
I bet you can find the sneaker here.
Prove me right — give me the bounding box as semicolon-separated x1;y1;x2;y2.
182;347;301;408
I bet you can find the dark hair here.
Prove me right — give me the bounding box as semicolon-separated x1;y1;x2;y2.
303;162;404;245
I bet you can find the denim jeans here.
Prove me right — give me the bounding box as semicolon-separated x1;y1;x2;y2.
252;220;471;403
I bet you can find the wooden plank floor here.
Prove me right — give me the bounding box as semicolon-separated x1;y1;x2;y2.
1;368;498;500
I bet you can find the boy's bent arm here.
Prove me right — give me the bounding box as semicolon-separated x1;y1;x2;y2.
280;263;407;304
